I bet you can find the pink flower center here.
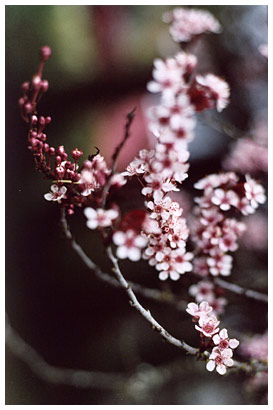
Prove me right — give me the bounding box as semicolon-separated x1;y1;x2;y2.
203;324;214;334
219;340;229;349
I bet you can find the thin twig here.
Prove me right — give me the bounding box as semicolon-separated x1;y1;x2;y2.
214;277;268;303
60;208;186;309
106;245;199;355
101;107;136;207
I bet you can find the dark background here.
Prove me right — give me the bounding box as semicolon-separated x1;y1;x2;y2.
6;5;267;405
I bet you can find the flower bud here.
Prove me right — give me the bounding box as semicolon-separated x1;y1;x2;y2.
43;143;49;152
30;131;38;138
24;102;33;114
49;147;55;156
55;165;66;179
31;115;38;125
45;116;51;125
57;145;66;155
40;80;49;92
18;97;26;107
55;155;62;164
32;75;41;90
72;148;83;160
40;46;52;62
21;81;30;92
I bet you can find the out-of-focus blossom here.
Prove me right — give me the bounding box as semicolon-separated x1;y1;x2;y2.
241;212;267;251
113;230;147;261
195;74;230;112
163;7;221;43
84;207;118;229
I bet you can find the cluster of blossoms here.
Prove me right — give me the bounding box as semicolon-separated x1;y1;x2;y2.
19;46;127;216
187;301;239;375
189;280;227;315
191;172;266;278
120;8;231;280
162;7;221;44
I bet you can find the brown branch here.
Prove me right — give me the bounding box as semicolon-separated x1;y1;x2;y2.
60;208;186;310
105;245;199;355
213;277;268;304
101;107;136;207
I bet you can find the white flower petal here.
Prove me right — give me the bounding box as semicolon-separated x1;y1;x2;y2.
229;338;239;349
116;246;128;259
206;360;215;372
127;247;141;261
216;364;226;375
113;231;126;246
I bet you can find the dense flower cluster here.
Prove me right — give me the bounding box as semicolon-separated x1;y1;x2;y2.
163;7;221;43
121;10;231;279
187;301;239;375
191;172;266;277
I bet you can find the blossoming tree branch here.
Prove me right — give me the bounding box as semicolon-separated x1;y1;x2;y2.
19;7;267;377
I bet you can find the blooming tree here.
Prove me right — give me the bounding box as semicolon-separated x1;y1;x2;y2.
17;6;267;397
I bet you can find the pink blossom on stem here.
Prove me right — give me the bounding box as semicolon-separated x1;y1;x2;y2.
113;230;147;261
206;347;234;375
44;184;67;202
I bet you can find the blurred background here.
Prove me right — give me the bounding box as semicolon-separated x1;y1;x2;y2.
6;5;267;405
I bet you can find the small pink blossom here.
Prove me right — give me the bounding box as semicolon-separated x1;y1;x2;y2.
213;328;239;350
211;189;239;211
206;347;234;375
195;74;230;112
84;207;118;230
44;184;67;202
195;314;220;337
186;301;213;319
163;7;221;43
244;175;266;209
189;280;215;303
113;230;147;261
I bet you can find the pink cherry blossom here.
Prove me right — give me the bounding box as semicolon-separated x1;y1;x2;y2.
244;175;266;209
44;184;67;202
195;314;220;337
163;7;221;43
211;189;239;211
186;301;213;319
213;328;239;350
84;207;118;230
206;347;234;375
189;280;215;303
195;74;230;112
113;230;147;261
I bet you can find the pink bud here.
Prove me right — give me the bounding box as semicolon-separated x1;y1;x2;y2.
24;102;33;113
31;115;38;125
71;148;83;160
73;173;81;182
32;75;41;90
55;165;66;179
39;116;45;125
67;208;74;215
49;147;55;156
43;143;49;152
62;153;68;161
21;82;30;92
55;155;62;164
40;80;49;92
66;169;75;179
30;131;38;138
57;145;65;155
18;97;26;106
40;46;52;62
45;116;51;125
